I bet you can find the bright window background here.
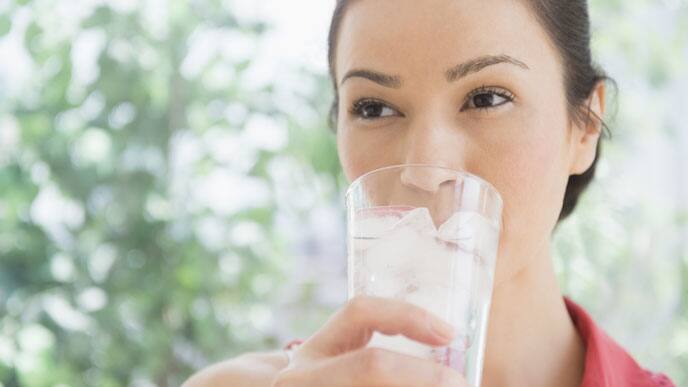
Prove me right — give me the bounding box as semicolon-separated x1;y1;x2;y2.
0;0;686;385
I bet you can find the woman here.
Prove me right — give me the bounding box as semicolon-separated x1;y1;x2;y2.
185;0;675;386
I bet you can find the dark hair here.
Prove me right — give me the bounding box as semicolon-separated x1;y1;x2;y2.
326;0;615;224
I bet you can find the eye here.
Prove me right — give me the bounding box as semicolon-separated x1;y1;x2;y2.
462;86;515;111
350;98;400;120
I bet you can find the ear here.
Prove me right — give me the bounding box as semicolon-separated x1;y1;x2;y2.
568;81;606;175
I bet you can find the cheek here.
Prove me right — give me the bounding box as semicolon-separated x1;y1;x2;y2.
448;107;564;260
337;124;400;184
337;127;372;184
336;119;358;182
485;121;570;249
501;145;564;212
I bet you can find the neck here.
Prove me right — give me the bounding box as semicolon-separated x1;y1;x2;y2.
481;240;585;387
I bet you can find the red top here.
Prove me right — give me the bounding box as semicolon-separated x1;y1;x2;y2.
283;298;675;386
564;297;675;387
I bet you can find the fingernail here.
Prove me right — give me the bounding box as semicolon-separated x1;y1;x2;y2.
431;319;455;340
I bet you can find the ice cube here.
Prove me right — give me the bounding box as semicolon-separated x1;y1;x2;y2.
354;213;401;238
363;232;418;299
404;282;450;318
437;211;473;242
360;219;443;303
390;207;438;238
353;207;411;251
437;211;498;256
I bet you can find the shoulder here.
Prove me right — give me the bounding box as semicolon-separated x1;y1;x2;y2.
564;297;676;387
182;350;289;387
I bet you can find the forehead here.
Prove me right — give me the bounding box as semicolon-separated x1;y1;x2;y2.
335;0;558;82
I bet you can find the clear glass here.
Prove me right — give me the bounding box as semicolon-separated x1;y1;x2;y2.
345;164;503;387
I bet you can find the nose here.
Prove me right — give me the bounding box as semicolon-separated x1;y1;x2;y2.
400;125;463;193
400;165;457;193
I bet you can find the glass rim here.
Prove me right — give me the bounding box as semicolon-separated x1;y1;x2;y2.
344;163;503;206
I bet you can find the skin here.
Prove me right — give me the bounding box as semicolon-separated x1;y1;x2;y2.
184;0;606;386
335;0;605;386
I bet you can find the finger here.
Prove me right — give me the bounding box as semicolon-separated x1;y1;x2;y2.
303;295;455;357
276;347;468;387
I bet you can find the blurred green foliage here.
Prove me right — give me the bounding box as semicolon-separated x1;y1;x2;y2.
0;0;686;386
0;0;337;385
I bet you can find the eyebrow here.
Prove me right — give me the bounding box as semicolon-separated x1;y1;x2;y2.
340;54;529;88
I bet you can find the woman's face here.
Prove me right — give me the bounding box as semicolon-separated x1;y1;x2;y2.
334;0;603;283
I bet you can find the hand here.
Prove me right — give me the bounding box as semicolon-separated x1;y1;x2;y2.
272;295;469;387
